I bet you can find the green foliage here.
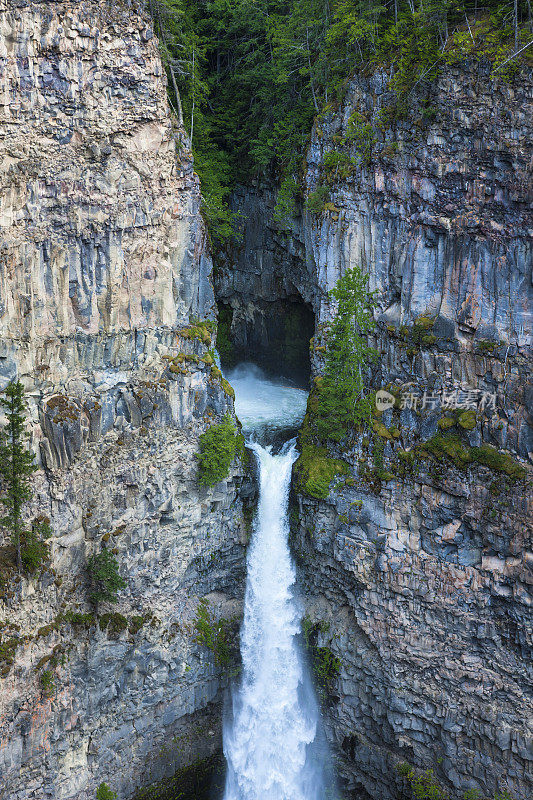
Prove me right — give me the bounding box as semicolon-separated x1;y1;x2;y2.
313;646;341;693
470;444;527;481
344;112;376;165
419;435;527;481
99;612;129;636
96;784;117;800
0;635;18;676
410;768;448;800
151;0;531;237
197;415;239;486
180;319;215;346
301;617;340;698
21;519;52;574
396;763;448;800
313;266;377;443
0;381;38;572
273;175;300;225
396;761;516;800
87;549;126;605
133;753;224;800
216;304;236;366
294;442;349;499
193;598;233;666
40;669;56;698
323;150;356;182
305;185;330;215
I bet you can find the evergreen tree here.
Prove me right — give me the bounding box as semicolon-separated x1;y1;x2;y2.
0;381;37;572
87;549;126;605
314;266;377;441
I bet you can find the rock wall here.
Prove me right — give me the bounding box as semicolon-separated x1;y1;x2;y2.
215;185;316;382
219;63;533;799
0;2;246;798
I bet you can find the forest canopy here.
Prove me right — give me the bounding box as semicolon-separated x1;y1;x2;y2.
147;0;533;241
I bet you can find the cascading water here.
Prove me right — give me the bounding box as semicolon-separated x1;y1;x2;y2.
222;364;330;800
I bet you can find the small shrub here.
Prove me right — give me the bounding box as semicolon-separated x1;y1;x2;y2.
0;636;18;676
313;646;341;694
323;150;356;182
40;669;55;697
128;615;146;635
305;186;330;215
87;550;126;604
410;769;448;800
21;519;52;573
470;444;526;481
301;617;340;698
396;763;448;800
193;599;233;666
396;761;412;777
96;784;117;800
197;415;238;487
216;304;235;366
344;111;376;165
99;612;128;636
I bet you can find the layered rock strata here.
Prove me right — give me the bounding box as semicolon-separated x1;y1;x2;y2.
0;2;246;798
219;63;533;800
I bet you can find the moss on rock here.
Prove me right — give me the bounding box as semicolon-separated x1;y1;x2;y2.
294;443;349;500
197;415;239;487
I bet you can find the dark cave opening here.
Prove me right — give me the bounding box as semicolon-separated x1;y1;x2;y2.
216;297;315;388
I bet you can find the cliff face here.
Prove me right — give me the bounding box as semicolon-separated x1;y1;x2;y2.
0;2;246;798
217;63;532;799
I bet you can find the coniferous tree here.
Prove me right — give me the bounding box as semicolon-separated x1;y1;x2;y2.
0;381;37;572
314;266;378;441
87;549;126;605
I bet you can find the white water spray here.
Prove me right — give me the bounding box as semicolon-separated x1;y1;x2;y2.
223;365;329;800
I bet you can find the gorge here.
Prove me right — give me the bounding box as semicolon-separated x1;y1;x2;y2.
0;1;532;800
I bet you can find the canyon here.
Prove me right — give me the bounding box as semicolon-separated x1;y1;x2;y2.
217;64;533;800
0;2;247;798
0;1;531;800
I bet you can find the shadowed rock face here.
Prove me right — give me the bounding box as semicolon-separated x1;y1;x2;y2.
0;2;246;799
217;64;532;800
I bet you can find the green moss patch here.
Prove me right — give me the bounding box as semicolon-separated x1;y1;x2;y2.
422;434;472;469
438;416;455;431
134;753;225;800
457;409;477;431
99;612;129;636
418;435;526;481
470;444;527;481
294;443;349;500
179;320;215;346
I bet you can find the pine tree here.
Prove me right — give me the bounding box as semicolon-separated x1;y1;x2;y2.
314;266;378;442
0;381;37;572
87;549;126;605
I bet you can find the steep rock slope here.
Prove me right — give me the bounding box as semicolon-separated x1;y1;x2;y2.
0;2;246;798
218;63;532;799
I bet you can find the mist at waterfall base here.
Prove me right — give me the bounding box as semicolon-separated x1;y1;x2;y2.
222;363;335;800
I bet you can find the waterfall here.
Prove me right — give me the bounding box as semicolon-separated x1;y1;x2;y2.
222;365;329;800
